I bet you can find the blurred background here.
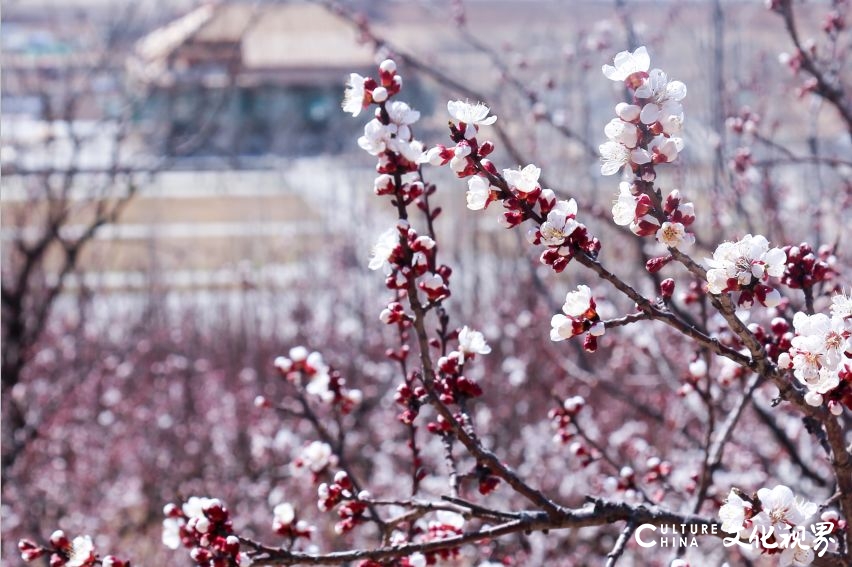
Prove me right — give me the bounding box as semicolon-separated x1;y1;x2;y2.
2;0;850;565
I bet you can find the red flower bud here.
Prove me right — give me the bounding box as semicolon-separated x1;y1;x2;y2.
660;278;675;299
646;255;673;273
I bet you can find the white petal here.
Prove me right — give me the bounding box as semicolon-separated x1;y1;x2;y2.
630;148;652;165
640;103;661;125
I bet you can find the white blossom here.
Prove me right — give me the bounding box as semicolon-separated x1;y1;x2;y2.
792;313;847;368
656;221;693;249
563;285;594;318
804;391;824;407
162;518;182;550
705;234;786;294
602;46;651;81
604;118;639;148
550;314;575;342
305;371;333;402
788;312;848;399
368;227;399;271
421;273;445;291
371;86;388;103
636;69;686;134
780;540;815;567
341;73;367;117
419;146;446;166
503;164;541;193
830;291;852;319
273;502;295;527
387;101;420;126
67;536;95;567
435;510;465;529
466;176;491;210
458;326;491;362
752;485;816;536
539;199;580;245
688;359;708;377
357;102;420;158
599;141;650;176
648;134;684;163
718;489;750;534
447;100;497;126
611;182;637;226
357;119;390;155
182;496;217;520
294;441;335;474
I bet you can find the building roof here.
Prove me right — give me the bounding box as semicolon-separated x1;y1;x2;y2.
131;1;377;86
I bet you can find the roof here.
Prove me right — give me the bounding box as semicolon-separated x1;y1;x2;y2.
135;4;214;62
132;1;377;85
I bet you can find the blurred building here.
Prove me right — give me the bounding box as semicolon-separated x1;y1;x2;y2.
1;1;386;295
130;2;380;156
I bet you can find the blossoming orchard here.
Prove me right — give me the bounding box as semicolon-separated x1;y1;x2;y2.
9;1;852;567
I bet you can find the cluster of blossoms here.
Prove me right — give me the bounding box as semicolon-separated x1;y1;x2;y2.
602;466;643;501
423;101;601;274
352;64;500;456
317;472;368;534
550;285;606;352
600;47;696;254
370;221;452;304
419;511;466;563
704;234;787;308
291;440;338;480
19;531;128;566
352;66;450;312
718;485;841;564
432;326;492;402
271;501;315;539
161;497;252;566
274;347;362;413
422;99;608;352
779;243;836;290
726;106;761;136
409;511;467;566
549;395;586;444
355;512;469;567
420;100;497;178
527;195;601;273
613;183;696;253
548;396;599;467
394;378;427;426
778;294;852;409
599;46;686;176
346;58;429;224
344;60;424;168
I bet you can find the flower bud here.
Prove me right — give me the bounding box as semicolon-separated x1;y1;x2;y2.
371;86;388;103
688;359;707;377
49;531;69;550
804;391;823;407
646;255;673;273
660;278;675;299
664;189;681;214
